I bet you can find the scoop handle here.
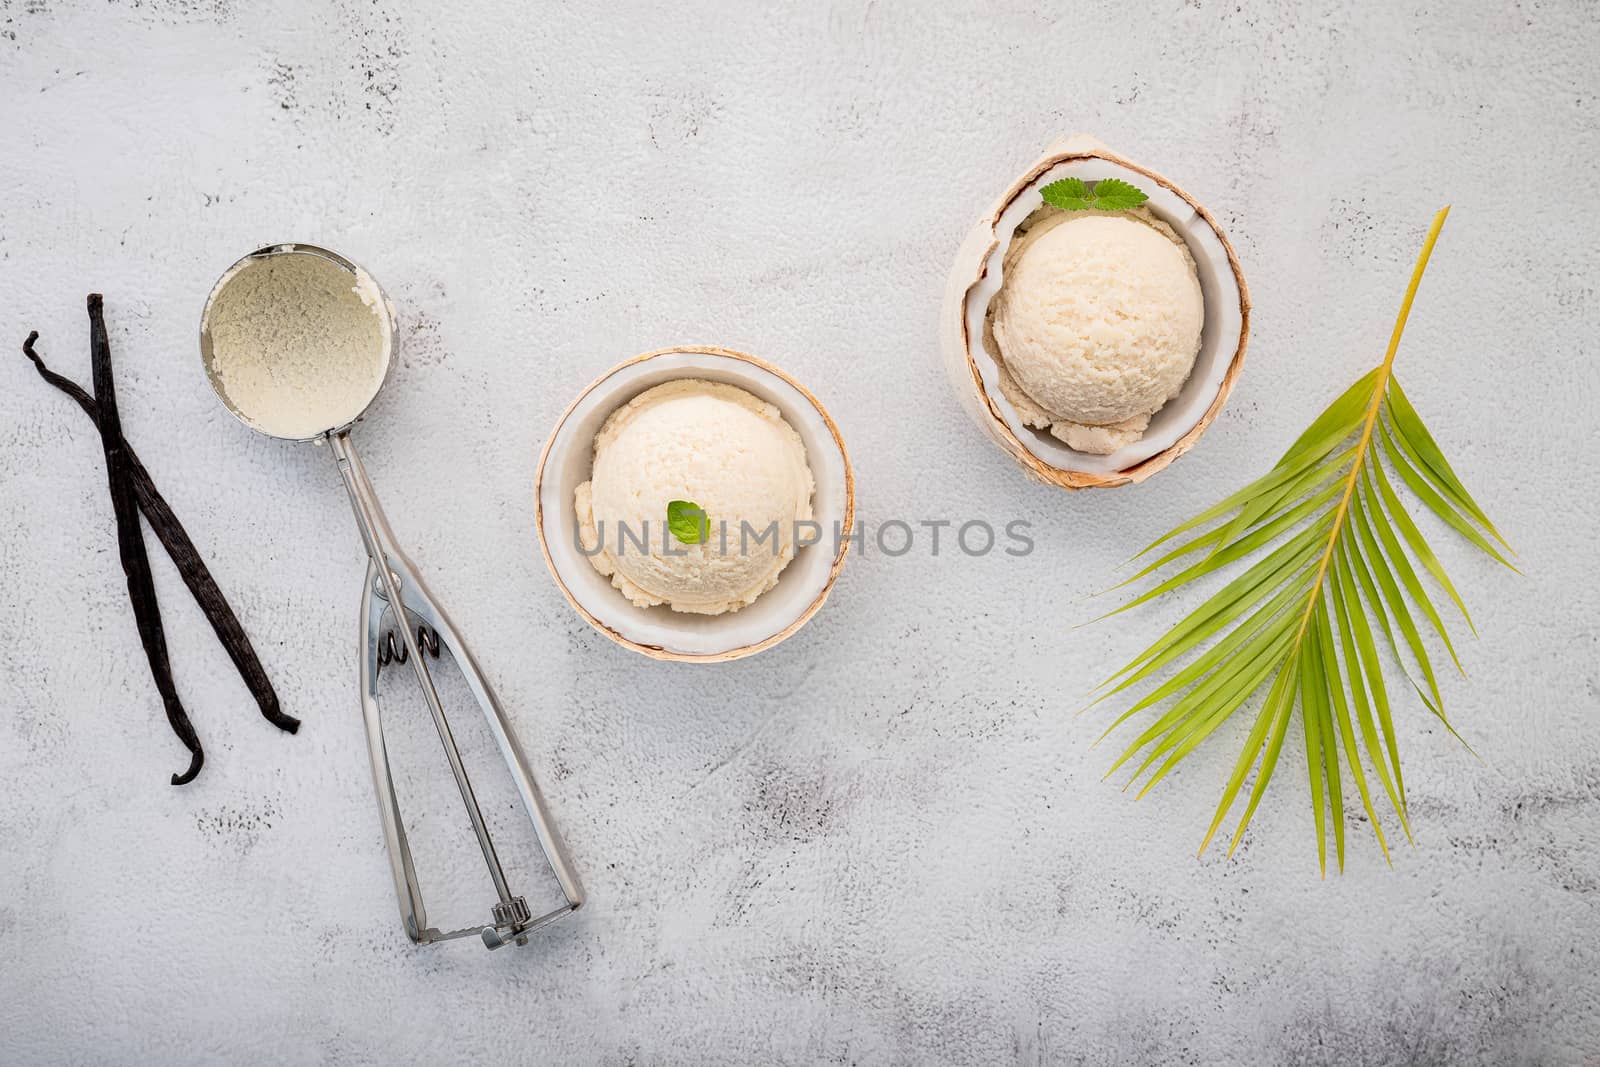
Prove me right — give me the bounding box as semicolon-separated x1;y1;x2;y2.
329;431;583;948
331;432;515;894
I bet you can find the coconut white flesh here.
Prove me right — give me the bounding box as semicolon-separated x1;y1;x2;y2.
960;151;1245;476
538;349;851;660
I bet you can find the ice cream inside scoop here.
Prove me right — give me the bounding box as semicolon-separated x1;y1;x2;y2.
989;208;1203;454
203;250;390;439
575;379;815;615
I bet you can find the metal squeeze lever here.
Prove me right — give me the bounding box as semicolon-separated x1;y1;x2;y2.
333;434;583;948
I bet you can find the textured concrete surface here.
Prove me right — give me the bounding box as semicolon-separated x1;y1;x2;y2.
2;1;1598;1064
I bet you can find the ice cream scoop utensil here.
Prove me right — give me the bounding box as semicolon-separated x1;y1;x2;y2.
200;244;582;949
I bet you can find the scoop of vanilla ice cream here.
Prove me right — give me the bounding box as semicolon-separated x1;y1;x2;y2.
990;208;1203;454
575;379;814;615
205;251;390;439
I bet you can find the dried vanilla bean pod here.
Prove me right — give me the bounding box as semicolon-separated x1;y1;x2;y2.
85;294;204;784
22;331;297;735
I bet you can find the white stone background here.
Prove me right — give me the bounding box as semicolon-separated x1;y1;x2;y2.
1;0;1597;1063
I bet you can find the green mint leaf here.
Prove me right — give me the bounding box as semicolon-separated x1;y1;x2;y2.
667;499;709;545
1039;177;1093;211
1088;177;1149;211
1040;176;1151;213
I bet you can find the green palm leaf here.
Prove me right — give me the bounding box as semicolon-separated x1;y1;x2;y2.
1095;207;1515;874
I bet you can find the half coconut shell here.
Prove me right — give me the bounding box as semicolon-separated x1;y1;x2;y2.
940;134;1251;490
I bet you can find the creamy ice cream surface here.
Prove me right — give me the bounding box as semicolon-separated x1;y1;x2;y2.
575;379;815;615
989;207;1204;454
204;251;390;439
